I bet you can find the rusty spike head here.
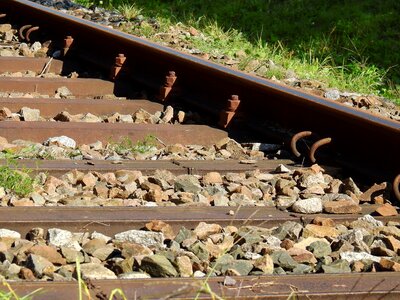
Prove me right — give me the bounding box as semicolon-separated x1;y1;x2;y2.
115;53;126;66
165;71;177;87
64;36;74;48
226;95;240;112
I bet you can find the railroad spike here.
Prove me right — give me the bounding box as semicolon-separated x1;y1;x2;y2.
19;24;32;40
309;137;332;163
290;131;313;157
25;26;39;42
393;174;400;201
63;35;74;57
218;95;240;128
158;71;177;102
110;53;126;81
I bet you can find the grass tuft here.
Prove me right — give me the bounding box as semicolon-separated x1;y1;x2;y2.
0;161;35;197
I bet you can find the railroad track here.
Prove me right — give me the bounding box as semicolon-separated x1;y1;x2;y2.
0;0;399;299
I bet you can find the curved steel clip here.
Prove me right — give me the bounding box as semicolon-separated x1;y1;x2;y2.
290;131;312;157
309;137;332;163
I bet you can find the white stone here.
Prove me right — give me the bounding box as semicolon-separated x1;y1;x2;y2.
30;42;42;52
292;197;323;214
47;228;74;247
91;231;111;243
340;251;385;263
45;136;76;149
0;229;21;239
275;164;291;173
358;215;384;227
114;229;164;247
79;263;117;280
118;272;151;279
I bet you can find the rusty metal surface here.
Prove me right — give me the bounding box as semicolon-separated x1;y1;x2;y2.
0;97;163;116
0;57;63;73
0;205;391;236
5;159;294;176
0;77;115;96
0;0;398;179
0;122;228;145
4;273;400;299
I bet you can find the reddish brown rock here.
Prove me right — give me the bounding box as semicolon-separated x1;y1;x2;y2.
29;245;66;265
382;236;400;252
202;172;223;185
145;220;175;240
312;217;335;227
194;222;222;240
302;224;339;238
323;200;361;214
375;203;398;216
20;267;36;280
379;258;400;272
287;247;317;264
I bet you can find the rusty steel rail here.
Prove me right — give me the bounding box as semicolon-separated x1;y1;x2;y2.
4;273;399;299
0;0;398;181
4;159;296;176
0;206;394;235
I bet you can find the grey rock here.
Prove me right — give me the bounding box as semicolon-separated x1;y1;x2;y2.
56;86;72;98
292;197;323;214
45;136;76;149
174;175;201;193
292;264;313;274
324;89;340;100
78;263;117;279
26;254;54;276
140;255;178;277
61;247;84;264
322;259;351;273
47;228;74;247
20;107;40;121
273;221;303;240
307;241;332;258
114;229;164;247
276;196;297;209
271;251;298;270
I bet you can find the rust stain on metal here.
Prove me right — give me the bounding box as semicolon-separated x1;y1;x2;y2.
309;137;332;163
290;130;313;157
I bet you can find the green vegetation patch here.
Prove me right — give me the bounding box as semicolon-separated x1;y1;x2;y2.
108;135;157;155
76;0;399;103
0;162;35;197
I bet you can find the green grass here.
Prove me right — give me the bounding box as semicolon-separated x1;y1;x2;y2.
108;135;157;155
0;161;35;197
74;0;400;104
